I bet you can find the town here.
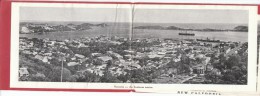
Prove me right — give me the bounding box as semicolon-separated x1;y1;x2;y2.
19;35;248;84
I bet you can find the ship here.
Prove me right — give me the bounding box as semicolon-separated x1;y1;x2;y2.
178;31;195;36
196;37;220;42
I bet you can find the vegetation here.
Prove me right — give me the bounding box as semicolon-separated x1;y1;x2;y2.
19;54;72;82
134;25;248;32
19;37;248;84
20;22;108;34
205;47;247;84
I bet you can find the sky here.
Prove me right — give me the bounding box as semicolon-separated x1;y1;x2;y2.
133;9;248;24
20;7;248;24
20;7;131;23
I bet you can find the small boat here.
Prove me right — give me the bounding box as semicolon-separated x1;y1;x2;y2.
196;37;220;42
178;31;195;36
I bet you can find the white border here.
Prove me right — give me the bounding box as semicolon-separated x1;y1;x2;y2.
11;0;260;4
10;2;258;93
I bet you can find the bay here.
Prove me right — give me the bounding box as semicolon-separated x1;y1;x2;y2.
19;23;248;42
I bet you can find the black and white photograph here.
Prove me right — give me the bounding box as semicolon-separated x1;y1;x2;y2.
17;6;249;84
132;9;249;84
18;6;132;83
10;3;258;92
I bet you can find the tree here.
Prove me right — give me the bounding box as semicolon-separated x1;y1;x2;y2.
29;73;47;81
184;48;192;54
100;72;121;83
219;53;226;64
138;56;149;67
117;74;130;82
181;55;190;64
225;55;241;69
78;47;91;56
222;73;236;84
205;70;221;83
46;66;72;82
50;58;61;67
151;57;160;62
81;71;99;82
130;69;152;83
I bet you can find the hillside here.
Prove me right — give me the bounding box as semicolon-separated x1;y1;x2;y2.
134;25;248;32
20;22;108;34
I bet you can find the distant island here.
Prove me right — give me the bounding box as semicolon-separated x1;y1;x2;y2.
19;22;108;34
20;22;248;34
134;25;248;32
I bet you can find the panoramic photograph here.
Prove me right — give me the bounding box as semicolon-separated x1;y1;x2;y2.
18;6;248;85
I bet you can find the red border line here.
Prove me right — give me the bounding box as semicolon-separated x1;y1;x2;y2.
10;0;260;6
258;5;260;14
0;0;12;91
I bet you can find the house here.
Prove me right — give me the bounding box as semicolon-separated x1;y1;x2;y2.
202;57;211;65
79;57;89;63
97;56;113;64
91;53;102;57
225;47;231;54
107;51;123;59
19;67;29;77
22;50;32;54
34;73;46;78
78;43;88;48
124;50;135;54
129;63;141;69
206;64;214;71
71;57;76;61
34;54;49;63
211;68;222;76
67;62;80;66
148;54;164;59
21;26;31;33
124;54;132;59
157;52;166;55
163;57;172;61
109;41;122;45
167;68;177;75
64;39;70;43
96;65;107;70
75;54;85;59
44;26;53;30
47;41;56;46
93;69;104;76
42;56;49;63
57;42;66;45
35;55;44;61
44;53;52;56
33;51;38;55
173;57;181;62
192;64;205;75
195;54;204;59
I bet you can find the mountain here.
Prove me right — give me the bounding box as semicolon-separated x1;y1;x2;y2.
134;26;165;30
75;23;93;31
233;26;248;32
19;22;109;34
166;26;183;30
134;25;248;32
